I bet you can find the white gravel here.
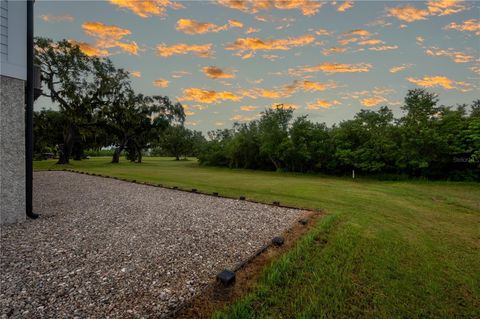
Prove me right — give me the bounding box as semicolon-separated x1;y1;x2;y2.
1;171;303;318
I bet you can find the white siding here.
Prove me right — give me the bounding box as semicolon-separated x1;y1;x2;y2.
0;0;26;81
0;0;7;59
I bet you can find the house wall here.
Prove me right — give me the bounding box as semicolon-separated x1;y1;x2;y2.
0;75;26;224
0;0;27;224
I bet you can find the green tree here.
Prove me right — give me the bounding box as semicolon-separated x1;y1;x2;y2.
35;38;115;164
258;106;293;170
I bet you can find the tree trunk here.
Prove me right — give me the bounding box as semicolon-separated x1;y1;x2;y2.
57;125;74;164
137;149;142;163
111;140;126;164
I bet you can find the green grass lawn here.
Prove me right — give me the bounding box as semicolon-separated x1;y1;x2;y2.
34;157;480;318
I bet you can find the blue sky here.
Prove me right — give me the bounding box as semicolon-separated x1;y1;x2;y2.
35;0;479;132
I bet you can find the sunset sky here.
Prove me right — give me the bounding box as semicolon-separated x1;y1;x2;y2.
35;0;479;132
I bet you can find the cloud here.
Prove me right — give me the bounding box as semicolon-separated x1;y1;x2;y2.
387;1;466;23
215;122;225;126
427;0;466;16
389;64;414;73
342;87;397;107
185;121;198;126
179;88;243;103
387;5;429;22
176;18;243;34
291;62;372;75
171;70;192;78
337;29;372;45
322;47;348;56
202;66;235;79
82;21;139;55
444;19;480;35
314;28;333;36
337;0;354;12
360;96;388;107
416;36;425;45
298;80;338;92
243;80;338;100
217;0;324;16
130;71;142;78
153;79;169;88
358;39;384;46
109;0;183;18
264;54;284;61
425;47;474;63
240;105;258;111
225;34;315;58
368;45;399;51
245;27;260;34
156;43;213;58
406;75;471;91
68;40;109;57
230;114;261;122
40;14;74;23
307;99;341;109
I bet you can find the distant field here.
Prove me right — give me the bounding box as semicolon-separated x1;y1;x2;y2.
34;157;480;318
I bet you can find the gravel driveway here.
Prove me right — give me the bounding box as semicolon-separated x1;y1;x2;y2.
0;171;304;318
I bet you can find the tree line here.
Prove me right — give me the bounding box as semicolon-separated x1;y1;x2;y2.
34;38;202;164
34;38;479;180
197;91;480;181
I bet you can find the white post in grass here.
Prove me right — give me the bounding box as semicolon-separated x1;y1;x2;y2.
352;169;355;179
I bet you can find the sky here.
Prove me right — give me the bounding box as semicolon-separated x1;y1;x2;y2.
35;0;479;132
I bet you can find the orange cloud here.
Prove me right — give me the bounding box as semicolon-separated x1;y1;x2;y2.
153;79;169;88
68;40;109;57
244;80;338;100
240;105;258;111
217;0;323;16
156;43;213;58
427;0;465;16
307;99;341;109
425;47;474;63
176;18;243;34
314;28;333;36
337;0;354;12
291;62;372;75
342;88;397;107
202;66;235;79
348;29;371;36
387;5;429;22
360;96;387;107
389;64;413;73
387;1;465;23
444;19;480;35
245;27;260;34
82;21;139;55
322;47;348;56
230;114;261;122
225;34;315;58
406;75;471;91
337;29;372;45
40;14;74;22
368;45;399;51
109;0;183;18
130;71;142;78
179;88;243;103
358;39;384;46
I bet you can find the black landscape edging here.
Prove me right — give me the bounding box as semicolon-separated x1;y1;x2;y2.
57;169;324;213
